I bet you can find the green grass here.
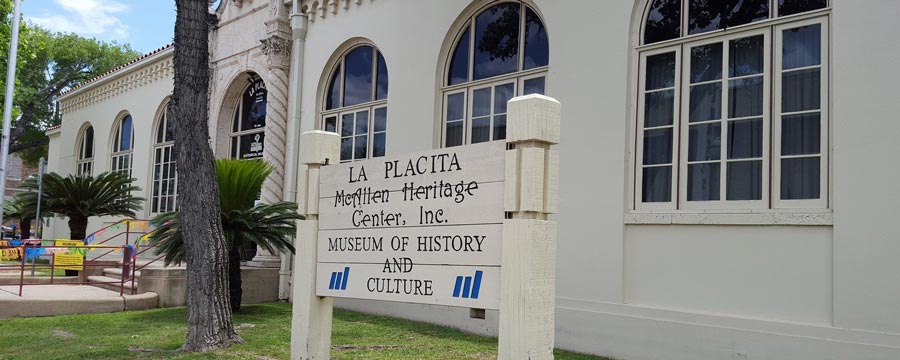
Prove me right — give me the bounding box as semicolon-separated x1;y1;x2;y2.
0;302;609;359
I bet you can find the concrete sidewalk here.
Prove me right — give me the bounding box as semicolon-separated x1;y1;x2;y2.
0;285;158;318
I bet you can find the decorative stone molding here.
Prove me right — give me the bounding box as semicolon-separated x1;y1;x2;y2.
260;35;292;69
300;0;373;22
59;57;174;114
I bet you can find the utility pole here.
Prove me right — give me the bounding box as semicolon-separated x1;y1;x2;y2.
34;158;44;239
0;0;22;226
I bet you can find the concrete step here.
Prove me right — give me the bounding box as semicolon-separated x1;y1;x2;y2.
103;267;141;278
87;275;138;293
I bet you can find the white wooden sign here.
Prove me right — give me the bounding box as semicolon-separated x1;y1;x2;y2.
316;141;506;309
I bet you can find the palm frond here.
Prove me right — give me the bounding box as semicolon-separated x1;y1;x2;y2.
216;158;272;212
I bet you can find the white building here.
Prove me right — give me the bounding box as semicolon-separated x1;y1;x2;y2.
46;1;900;359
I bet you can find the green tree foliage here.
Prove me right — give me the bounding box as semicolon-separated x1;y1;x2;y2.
148;159;299;311
0;0;140;165
17;171;143;240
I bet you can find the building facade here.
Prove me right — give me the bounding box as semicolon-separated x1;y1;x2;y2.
46;0;900;359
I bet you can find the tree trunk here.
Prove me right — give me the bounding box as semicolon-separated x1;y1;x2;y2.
19;218;31;240
228;240;243;312
172;0;242;352
68;216;88;240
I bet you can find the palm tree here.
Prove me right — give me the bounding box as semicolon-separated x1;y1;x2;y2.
148;159;299;311
18;172;143;240
3;196;37;239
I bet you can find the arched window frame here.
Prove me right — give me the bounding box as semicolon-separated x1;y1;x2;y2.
230;75;267;160
76;124;94;176
320;44;388;162
110;114;134;177
440;1;549;147
633;0;830;212
150;102;177;214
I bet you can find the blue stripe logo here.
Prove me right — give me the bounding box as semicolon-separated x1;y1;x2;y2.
328;267;350;290
452;270;483;299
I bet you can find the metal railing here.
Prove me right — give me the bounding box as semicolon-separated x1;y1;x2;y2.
0;219;165;297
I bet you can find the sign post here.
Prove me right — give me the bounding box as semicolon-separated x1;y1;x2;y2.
291;95;560;360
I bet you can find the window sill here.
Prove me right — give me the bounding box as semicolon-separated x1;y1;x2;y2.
624;211;833;226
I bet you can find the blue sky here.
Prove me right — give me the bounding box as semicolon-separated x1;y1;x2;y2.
22;0;176;54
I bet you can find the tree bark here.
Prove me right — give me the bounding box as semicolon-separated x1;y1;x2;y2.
19;218;31;240
228;241;243;312
172;0;242;352
67;216;88;240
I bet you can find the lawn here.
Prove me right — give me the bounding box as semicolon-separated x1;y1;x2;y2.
0;302;610;359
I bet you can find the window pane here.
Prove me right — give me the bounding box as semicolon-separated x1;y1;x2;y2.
446;121;464;147
689;0;722;35
343;46;375;107
689;83;722;122
729;76;764;118
646;52;676;90
374;108;387;132
241;79;267;131
231;137;238;158
725;0;768;28
355;110;369;134
644;0;681;44
473;3;520;80
373;133;386;157
448;28;470;85
493;114;507;141
781;113;820;155
645;90;675;128
524;8;548;70
782;68;820;112
690;0;768;35
727;160;762;200
730;35;764;77
376;52;388;100
84;127;94;158
447;93;465;121
120;116;133;151
781;157;820;199
783;24;821;70
326;65;341;110
642;166;672;202
237;132;264;159
779;0;827;17
325;116;337;133
472;117;491;144
341;137;352;161
341;114;354;137
691;43;723;83
643;128;673;165
523;77;545;95
688;123;722;161
156;118;165;144
473;88;491;117
688;163;721;201
728;118;763;159
494;83;514;114
354;135;368;160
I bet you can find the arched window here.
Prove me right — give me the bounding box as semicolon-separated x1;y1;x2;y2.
635;0;829;211
442;1;549;147
322;44;388;162
150;105;177;214
231;76;267;160
110;114;134;177
76;125;94;176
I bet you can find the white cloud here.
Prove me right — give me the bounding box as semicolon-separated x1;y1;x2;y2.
28;0;130;41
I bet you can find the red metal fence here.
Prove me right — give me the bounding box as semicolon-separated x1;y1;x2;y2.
0;219;164;297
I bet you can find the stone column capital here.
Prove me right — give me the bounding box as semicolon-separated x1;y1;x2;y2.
260;35;292;70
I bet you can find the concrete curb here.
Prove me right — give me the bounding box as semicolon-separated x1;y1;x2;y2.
0;292;159;318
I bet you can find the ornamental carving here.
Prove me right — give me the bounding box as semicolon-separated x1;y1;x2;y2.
260;36;291;69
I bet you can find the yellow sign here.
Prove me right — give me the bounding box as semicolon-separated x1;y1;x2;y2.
54;240;85;271
0;240;21;261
